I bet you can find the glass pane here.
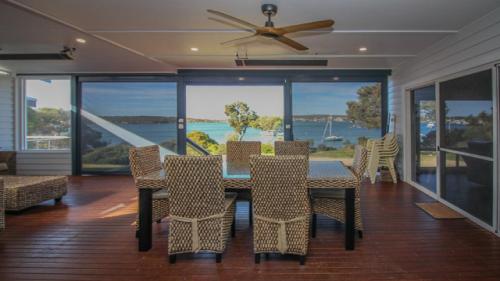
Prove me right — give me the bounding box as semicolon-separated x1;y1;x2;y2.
186;85;284;155
81;82;177;174
411;85;437;192
440;70;493;157
292;82;382;164
25;78;71;150
441;151;493;225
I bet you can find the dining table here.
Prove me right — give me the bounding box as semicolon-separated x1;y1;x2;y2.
136;158;358;252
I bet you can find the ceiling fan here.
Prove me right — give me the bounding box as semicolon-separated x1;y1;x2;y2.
207;4;334;51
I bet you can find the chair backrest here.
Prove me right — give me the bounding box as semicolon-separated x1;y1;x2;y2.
164;155;224;218
351;145;368;181
129;145;162;180
274;141;309;160
226;141;261;163
250;155;310;220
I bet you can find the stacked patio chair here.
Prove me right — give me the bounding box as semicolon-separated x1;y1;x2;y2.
129;145;169;235
366;133;399;184
164;155;237;263
274;140;310;160
311;145;368;238
250;155;310;265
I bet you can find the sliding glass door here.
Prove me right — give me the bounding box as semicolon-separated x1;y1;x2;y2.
410;85;437;193
439;69;494;226
79;81;177;174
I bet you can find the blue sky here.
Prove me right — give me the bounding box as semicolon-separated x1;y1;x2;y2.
82;82;177;116
292;82;379;115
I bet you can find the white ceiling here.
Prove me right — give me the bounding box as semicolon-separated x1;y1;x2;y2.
1;0;500;73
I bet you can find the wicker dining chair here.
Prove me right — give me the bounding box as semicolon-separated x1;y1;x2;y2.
226;141;261;163
275;140;310;160
164;155;237;264
129;145;169;236
250;155;310;265
311;145;368;238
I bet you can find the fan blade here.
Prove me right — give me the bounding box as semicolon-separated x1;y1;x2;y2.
208;17;254;33
221;34;257;46
207;9;259;30
279;20;334;34
274;36;308;51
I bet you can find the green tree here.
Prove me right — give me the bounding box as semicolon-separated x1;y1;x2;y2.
27;107;70;136
253;116;283;131
224;101;258;141
346;85;381;129
187;130;220;154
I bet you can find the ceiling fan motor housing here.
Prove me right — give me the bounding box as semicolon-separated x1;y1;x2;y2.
261;4;277;27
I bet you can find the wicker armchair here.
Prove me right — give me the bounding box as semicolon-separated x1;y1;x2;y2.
129;145;169;236
275;141;309;160
164;155;236;264
250;155;310;265
0;178;4;230
311;145;368;238
226;141;261;163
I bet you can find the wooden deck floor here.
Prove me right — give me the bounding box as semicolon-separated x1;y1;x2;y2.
1;176;500;281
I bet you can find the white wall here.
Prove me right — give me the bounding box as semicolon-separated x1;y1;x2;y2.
0;76;15;151
16;151;71;175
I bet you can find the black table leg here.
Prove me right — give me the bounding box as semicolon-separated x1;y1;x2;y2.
139;189;153;252
345;188;355;250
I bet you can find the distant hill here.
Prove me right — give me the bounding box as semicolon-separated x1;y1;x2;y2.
103;116;176;124
293;114;348;122
187;118;225;123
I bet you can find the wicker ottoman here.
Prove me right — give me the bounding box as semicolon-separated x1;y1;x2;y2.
2;176;68;211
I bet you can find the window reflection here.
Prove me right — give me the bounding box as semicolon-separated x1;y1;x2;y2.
440;70;493;157
441;152;493;225
81;82;177;174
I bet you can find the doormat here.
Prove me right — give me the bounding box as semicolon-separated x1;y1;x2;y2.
416;202;465;219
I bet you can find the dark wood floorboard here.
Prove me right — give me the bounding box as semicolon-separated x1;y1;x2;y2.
1;176;500;281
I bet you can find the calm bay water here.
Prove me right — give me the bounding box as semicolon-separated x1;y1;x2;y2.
88;121;382;149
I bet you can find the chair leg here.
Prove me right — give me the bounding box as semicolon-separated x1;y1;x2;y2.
156;219;162;224
358;230;363;239
169;255;176;264
54;197;62;204
249;201;253;226
299;255;306;265
216;253;222;263
312;213;317;238
231;217;236;237
135;230;139;238
254;253;261;264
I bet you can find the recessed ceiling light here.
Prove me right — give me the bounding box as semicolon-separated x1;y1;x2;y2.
190;47;199;52
75;38;86;44
332;77;340;81
238;77;245;81
359;47;368;52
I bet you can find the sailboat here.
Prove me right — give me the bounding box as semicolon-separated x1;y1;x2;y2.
322;116;343;142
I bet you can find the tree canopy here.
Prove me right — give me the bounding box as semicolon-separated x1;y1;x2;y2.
224;101;258;141
187;130;220;154
345;85;381;129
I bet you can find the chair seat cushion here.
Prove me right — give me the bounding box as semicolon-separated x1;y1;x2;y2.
311;189;345;199
153;189;169;200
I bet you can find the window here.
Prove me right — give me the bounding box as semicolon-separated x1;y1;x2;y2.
186;85;284;155
22;77;72;150
80;81;177;174
292;82;382;164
